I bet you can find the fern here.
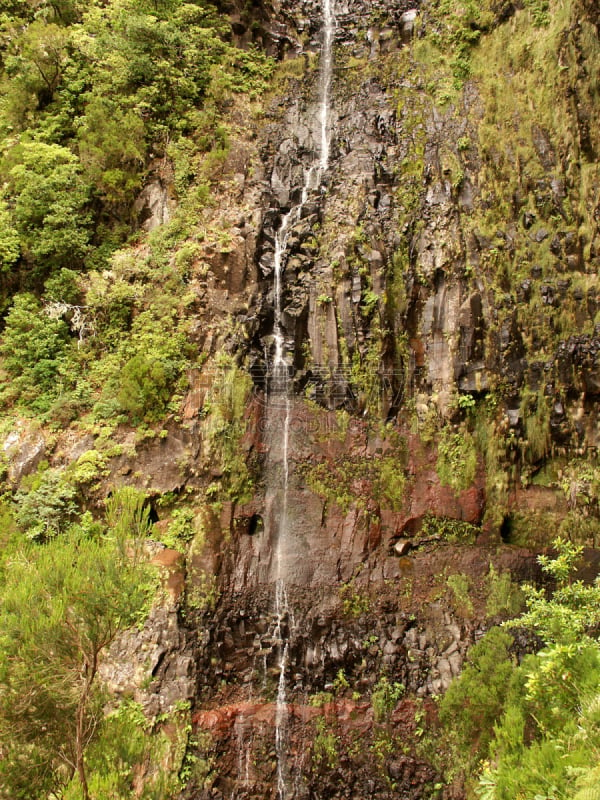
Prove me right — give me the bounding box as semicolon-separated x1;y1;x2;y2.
573;782;600;800
571;760;600;800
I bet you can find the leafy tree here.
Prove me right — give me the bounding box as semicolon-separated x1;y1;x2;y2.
0;505;155;800
14;467;78;541
117;352;174;422
65;699;175;800
440;538;600;799
4;141;91;273
0;292;71;411
0;19;70;130
510;536;600;645
439;627;517;759
18;21;69;105
44;267;82;304
0;0;273;285
46;0;86;25
76;95;146;213
0;197;20;271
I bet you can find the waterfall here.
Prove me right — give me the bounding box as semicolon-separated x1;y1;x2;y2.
274;580;291;798
319;0;335;173
232;712;252;798
270;2;336;797
272;0;336;385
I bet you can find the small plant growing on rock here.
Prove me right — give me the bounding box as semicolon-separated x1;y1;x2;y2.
485;564;524;618
446;572;474;617
419;514;478;544
372;675;404;722
186;568;219;613
457;393;476;412
161;507;196;551
332;668;350;695
312;717;339;770
339;578;371;618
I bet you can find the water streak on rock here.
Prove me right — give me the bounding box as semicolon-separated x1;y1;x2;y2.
269;2;337;796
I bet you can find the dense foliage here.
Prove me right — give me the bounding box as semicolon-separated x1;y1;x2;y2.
0;0;272;283
0;488;160;799
0;0;598;797
438;538;600;800
0;3;272;796
0;0;273;425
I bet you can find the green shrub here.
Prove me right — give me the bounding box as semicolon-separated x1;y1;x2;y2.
0;293;71;413
4;141;91;274
0;523;156;798
117;354;175;423
14;468;78;541
105;486;151;541
485;565;524;618
439;627;516;758
67;450;109;488
68;699;174;800
441;541;600;797
44;268;82;305
312;717;339;770
372;675;404;722
0;198;20;271
447;572;474;617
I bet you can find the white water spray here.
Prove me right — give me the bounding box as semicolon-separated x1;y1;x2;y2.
271;2;336;798
274;579;291;798
231;713;252;798
319;0;335;173
271;0;336;384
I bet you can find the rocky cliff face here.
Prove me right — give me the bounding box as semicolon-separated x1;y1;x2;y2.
95;0;600;797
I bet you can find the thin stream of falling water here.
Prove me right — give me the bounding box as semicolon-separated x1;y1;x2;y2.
270;1;336;797
319;0;335;173
231;713;254;798
274;579;291;799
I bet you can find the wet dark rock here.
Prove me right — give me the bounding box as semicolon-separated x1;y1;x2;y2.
517;280;532;303
100;604;196;717
522;211;536;230
564;231;579;255
550;234;563;256
400;9;419;40
531;125;556;169
532;228;549;243
259;251;274;276
540;284;556;306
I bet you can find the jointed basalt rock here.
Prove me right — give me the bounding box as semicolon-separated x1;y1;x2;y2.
92;2;600;797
